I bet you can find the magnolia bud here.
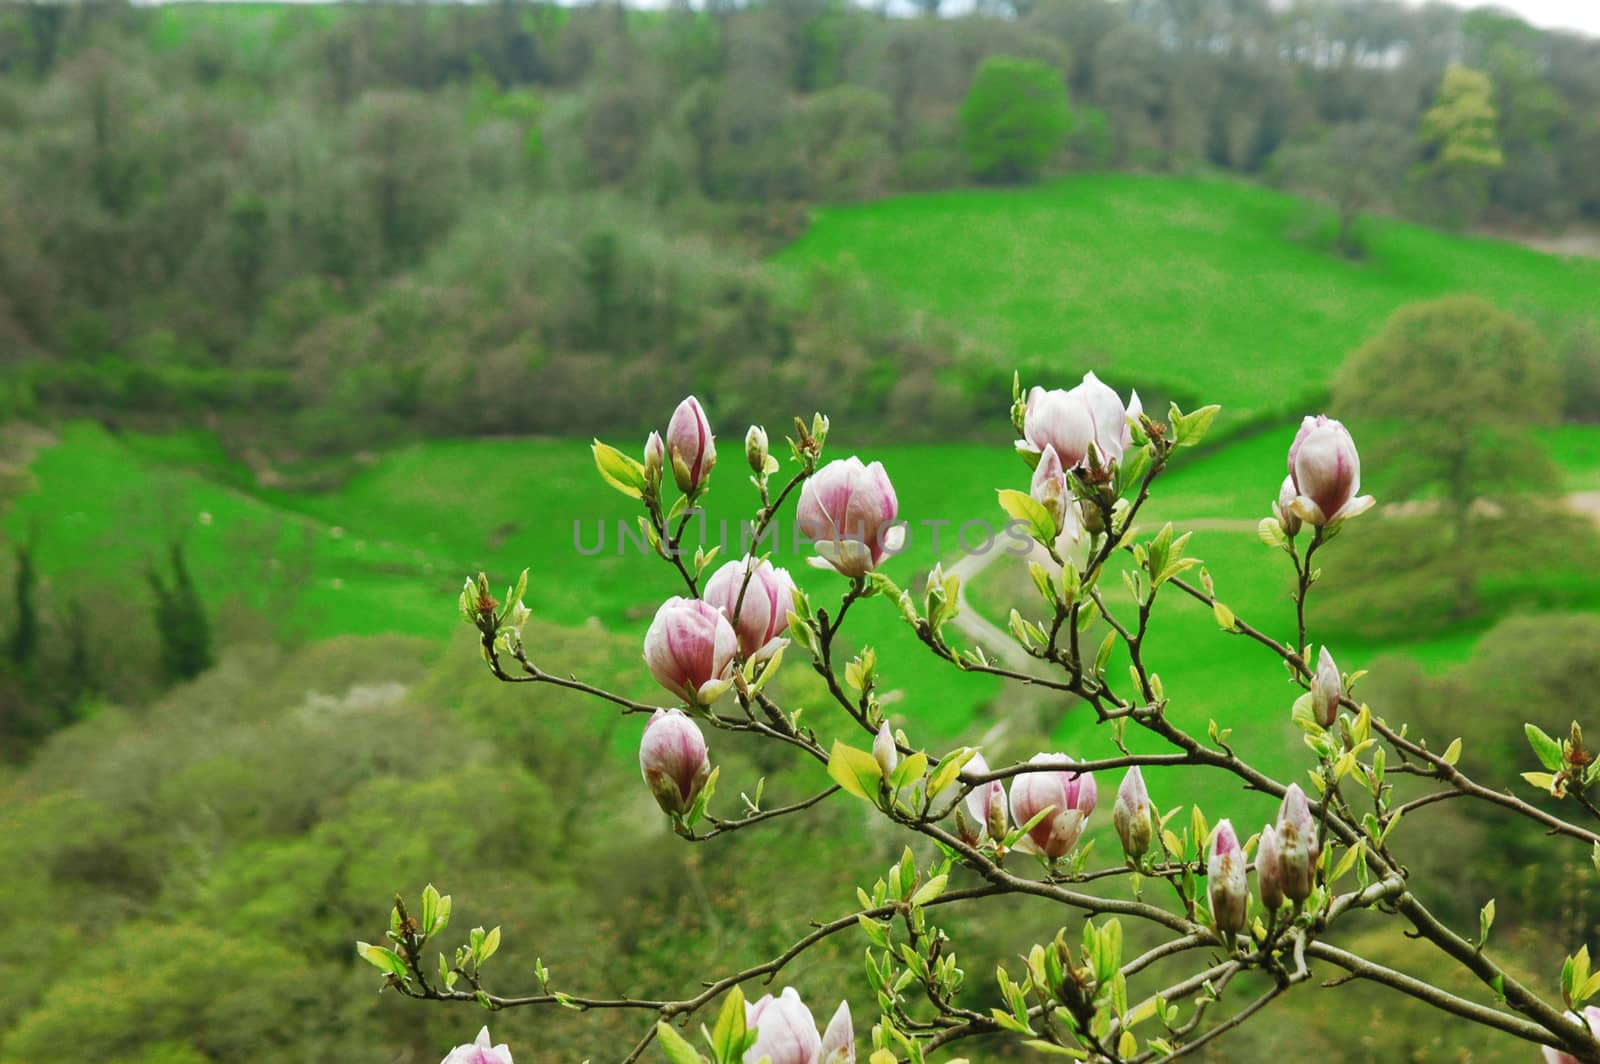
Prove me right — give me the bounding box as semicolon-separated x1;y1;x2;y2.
1030;446;1069;533
639;708;712;816
746;424;770;474
1312;646;1341;728
1009;754;1097;860
1256;823;1284;911
1112;766;1153;860
1207;819;1248;933
1540;1006;1600;1064
1276;784;1318;903
873;721;899;778
703;557;796;663
441;1026;514;1064
1286;415;1374;527
666;396;716;495
643;431;665;489
745;988;844;1064
643;596;738;705
1274;475;1301;537
961;751;1008;842
796;457;904;577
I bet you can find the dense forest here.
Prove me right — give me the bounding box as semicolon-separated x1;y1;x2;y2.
2;0;1598;454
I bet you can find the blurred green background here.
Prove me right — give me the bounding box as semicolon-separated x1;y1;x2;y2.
3;1;1600;1060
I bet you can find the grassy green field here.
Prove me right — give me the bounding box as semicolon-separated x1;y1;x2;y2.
9;174;1600;817
777;174;1600;427
11;413;1600;819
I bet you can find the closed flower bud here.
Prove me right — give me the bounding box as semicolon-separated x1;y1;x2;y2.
873;721;899;779
1207;819;1248;933
961;751;1010;842
1020;372;1133;471
1276;783;1319;903
703;557;797;662
796;457;904;577
666;396;716;495
441;1026;514;1064
1029;446;1082;546
639;709;712;816
1541;1006;1600;1064
1312;646;1341;728
1286;415;1374;527
1122;390;1144;450
743;988;854;1064
643;431;665;488
746;424;770;474
1256;823;1284;911
643;596;738;705
1274;475;1301;537
819;1000;855;1064
1009;754;1097;860
1112;766;1153;860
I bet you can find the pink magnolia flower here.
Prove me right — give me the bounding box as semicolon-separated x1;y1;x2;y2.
1286;415;1374;527
666;396;716;494
1208;819;1248;933
643;597;738;705
703;557;797;662
1542;1006;1600;1064
1020;372;1134;470
1009;754;1097;859
639;708;712;816
960;750;1009;842
441;1027;513;1064
744;988;854;1064
796;457;904;577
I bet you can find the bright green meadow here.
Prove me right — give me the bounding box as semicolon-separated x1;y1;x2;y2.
9;174;1600;816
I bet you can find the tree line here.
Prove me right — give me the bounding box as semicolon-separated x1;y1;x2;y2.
0;0;1596;454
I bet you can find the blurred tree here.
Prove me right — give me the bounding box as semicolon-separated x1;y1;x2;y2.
1275;120;1412;257
1334;296;1556;615
7;544;37;671
148;539;213;685
1414;65;1503;225
959;55;1072;182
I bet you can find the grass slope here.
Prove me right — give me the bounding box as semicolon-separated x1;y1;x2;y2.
777;174;1600;425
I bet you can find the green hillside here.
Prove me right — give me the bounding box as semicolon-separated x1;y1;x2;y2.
777;174;1600;425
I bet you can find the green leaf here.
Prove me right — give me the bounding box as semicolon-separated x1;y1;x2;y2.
1525;724;1565;772
927;748;977;799
1479;899;1495;948
997;488;1056;542
1171;403;1221;447
1441;737;1463;766
1212;601;1236;631
910;873;948;908
890;751;929;793
1258;516;1287;548
827;741;884;801
709;987;747;1064
656;1021;706;1064
593;440;647;499
479;926;502;965
355;942;408;979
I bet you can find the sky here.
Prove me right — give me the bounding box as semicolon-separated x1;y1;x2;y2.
1463;0;1600;36
130;0;1600;38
